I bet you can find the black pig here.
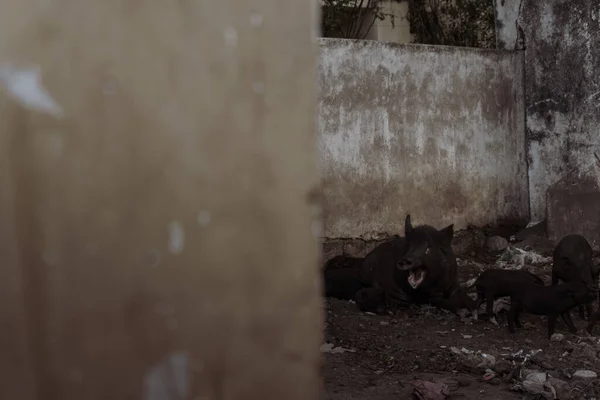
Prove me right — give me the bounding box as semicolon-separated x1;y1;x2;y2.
360;235;412;307
356;287;386;314
322;267;365;300
324;255;364;270
473;268;544;326
395;215;470;316
552;234;598;320
508;281;596;339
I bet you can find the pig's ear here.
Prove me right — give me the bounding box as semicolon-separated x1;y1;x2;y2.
405;214;413;235
439;224;454;246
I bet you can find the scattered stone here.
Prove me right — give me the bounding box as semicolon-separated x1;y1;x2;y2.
571;342;597;361
547;377;571;400
493;359;512;375
526;371;547;384
434;377;460;392
550;333;565;342
531;352;556;370
572;370;597;383
320;343;356;354
478;353;496;369
462;334;472;339
486;236;509;252
522;380;545;395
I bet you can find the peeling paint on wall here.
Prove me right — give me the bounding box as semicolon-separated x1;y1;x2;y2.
497;0;600;221
318;38;529;238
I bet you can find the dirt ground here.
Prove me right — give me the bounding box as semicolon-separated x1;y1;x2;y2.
321;242;600;400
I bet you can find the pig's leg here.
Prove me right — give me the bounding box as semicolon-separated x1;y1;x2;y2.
473;290;484;321
560;311;578;334
578;305;586;320
507;302;518;333
586;301;594;321
514;307;522;328
586;311;600;334
485;293;499;327
547;314;558;339
551;272;559;286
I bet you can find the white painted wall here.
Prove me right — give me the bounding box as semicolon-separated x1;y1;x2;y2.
317;38;529;238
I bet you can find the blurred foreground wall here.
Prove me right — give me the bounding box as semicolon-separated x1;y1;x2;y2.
0;0;323;398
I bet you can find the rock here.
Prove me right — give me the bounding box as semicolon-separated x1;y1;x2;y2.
550;333;564;342
522;380;545;395
493;359;512;375
563;342;575;353
526;372;547;384
434;377;460;392
531;351;555;370
547;377;571;400
477;353;496;369
460;354;482;371
522;368;544;379
571;342;597;361
572;370;597;383
486;236;509;252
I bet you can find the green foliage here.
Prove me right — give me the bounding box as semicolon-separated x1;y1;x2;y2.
321;0;395;39
408;0;496;48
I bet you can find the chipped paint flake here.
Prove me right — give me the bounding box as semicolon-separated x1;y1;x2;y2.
167;221;185;254
0;64;64;117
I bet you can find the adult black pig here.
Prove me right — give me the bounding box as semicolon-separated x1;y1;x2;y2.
393;214;472;316
552;234;598;320
359;234;412;308
321;255;366;300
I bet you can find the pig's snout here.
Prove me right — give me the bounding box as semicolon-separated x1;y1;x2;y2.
397;257;421;270
397;258;411;269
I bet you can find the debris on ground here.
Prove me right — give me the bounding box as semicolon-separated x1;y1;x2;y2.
320;343;356;354
572;369;597;382
323;226;600;400
495;245;552;269
486;236;509;252
410;379;450;400
550;333;565;342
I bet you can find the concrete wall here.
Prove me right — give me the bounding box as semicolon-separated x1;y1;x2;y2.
496;0;600;221
0;0;322;398
318;38;529;239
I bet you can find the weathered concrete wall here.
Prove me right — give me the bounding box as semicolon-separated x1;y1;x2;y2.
494;0;523;50
496;0;600;222
318;38;528;239
0;0;322;398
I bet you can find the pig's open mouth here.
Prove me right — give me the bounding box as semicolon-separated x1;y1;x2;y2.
408;268;426;289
